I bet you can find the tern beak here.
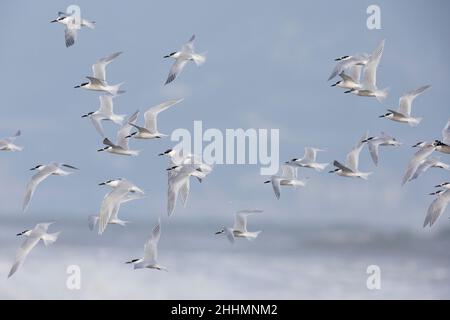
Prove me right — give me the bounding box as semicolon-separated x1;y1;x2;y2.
98;182;106;186
50;19;57;23
74;85;81;88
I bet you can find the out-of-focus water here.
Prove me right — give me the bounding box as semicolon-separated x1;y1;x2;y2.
1;215;449;299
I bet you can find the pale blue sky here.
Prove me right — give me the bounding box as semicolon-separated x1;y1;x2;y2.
0;0;449;230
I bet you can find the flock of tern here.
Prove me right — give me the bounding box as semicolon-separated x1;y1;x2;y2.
2;8;450;279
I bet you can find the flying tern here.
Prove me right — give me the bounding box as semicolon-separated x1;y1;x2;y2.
215;210;263;243
164;34;206;85
126;218;167;271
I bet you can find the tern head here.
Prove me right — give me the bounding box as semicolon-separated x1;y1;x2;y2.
16;230;30;236
98;179;122;187
125;132;137;139
434;140;448;147
334;55;350;61
362;137;375;143
50;16;65;23
331;81;341;87
435;182;450;188
215;228;225;235
74;82;89;89
125;259;140;264
81;112;94;118
379;111;393;118
163;52;177;58
412;141;426;148
158;149;175;156
30;164;44;171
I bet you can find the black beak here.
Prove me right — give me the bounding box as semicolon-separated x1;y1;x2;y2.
50;19;57;23
214;231;222;235
344;90;351;94
29;167;36;171
158;153;164;156
163;55;170;58
74;85;80;88
331;83;337;87
263;180;270;184
97;148;105;152
379;115;386;118
99;182;106;186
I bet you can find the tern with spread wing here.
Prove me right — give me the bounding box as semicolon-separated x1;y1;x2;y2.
345;40;388;102
285;147;329;172
8;222;60;278
379;85;431;126
0;130;23;152
74;52;125;95
23;163;79;213
401;141;437;186
82;95;125;137
167;165;206;216
126;99;183;139
163;34;206;85
329;132;372;179
264;165;308;199
97;111;140;156
362;133;402;166
126;219;167;271
51;10;95;47
97;179;145;234
215;210;263;243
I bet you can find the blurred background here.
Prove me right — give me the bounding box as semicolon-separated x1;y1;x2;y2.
0;0;449;299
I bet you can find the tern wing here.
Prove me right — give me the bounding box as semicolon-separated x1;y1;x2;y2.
424;189;450;227
398;85;430;117
402;145;435;186
8;235;41;278
165;59;188;85
92;52;122;81
442;119;450;145
143;219;161;264
143;99;183;132
181;34;196;54
64;25;77;48
362;40;385;90
22;166;57;212
346;132;368;172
